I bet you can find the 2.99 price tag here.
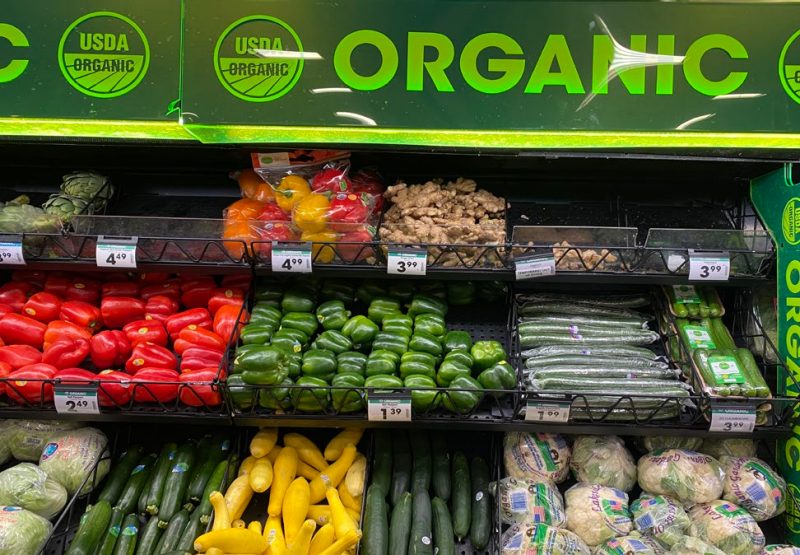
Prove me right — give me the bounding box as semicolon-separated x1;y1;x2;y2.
96;237;137;268
54;385;100;415
709;404;756;433
387;248;427;276
272;242;312;273
0;238;25;265
689;250;730;281
525;400;571;423
367;394;412;421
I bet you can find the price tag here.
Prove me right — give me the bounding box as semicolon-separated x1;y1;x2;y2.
387;248;427;276
709;404;756;433
96;236;137;268
367;393;412;421
272;242;312;273
689;250;730;281
525;400;571;423
0;236;24;265
515;252;556;280
54;385;100;415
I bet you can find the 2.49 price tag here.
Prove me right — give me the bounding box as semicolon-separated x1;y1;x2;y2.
272;242;312;273
54;385;100;415
709;404;756;433
525;400;571;423
387;248;427;276
689;250;730;281
367;394;412;421
96;237;137;268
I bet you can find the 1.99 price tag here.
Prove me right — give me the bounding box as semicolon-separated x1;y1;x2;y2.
367;394;412;421
96;237;137;268
689;250;730;281
387;248;427;276
525;400;571;423
272;242;312;273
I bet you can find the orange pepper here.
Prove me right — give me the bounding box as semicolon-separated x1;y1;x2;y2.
293;193;330;233
222;220;256;260
238;169;275;203
301;229;337;263
275;175;311;212
225;198;264;222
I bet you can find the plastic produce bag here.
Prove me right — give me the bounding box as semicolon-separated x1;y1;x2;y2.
0;505;53;555
500;523;590;555
701;438;757;460
570;436;636;492
630;494;689;548
721;456;786;521
638;436;703;453
593;534;665;554
564;483;632;547
9;420;82;462
667;536;725;555
0;421;13;466
0;463;67;520
637;449;724;504
38;427;110;495
762;547;800;554
687;500;765;555
493;477;565;526
504;432;571;484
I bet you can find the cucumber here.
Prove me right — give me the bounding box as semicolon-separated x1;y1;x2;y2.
144;442;178;516
431;497;455;555
450;451;470;541
116;454;157;513
665;286;689;318
409;431;431;493
372;431;392;498
175;510;204;552
196;459;228;524
388;492;412;555
95;508;125;555
735;347;771;396
521;344;659;360
185;435;231;505
409;489;432;555
112;514;140;555
66;500;113;555
529;376;688;390
157;442;197;526
709;318;736;351
390;432;411;507
99;445;145;506
134;516;163;555
362;484;388;555
154;509;189;553
694;348;734;396
469;457;491;550
527;367;678;381
702;287;724;317
519;330;659;348
526;354;668;370
519;300;647;319
430;432;450;502
519;314;648;329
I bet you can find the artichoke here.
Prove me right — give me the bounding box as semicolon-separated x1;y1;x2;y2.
60;172;114;202
0;203;60;233
43;194;92;222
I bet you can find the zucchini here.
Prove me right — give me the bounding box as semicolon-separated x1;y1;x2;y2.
430;432;450;502
95;508;125;555
154;509;189;553
99;445;145;506
450;451;470;541
521;344;659;360
196;459;228;524
144;442;178;516
175;510;203;552
410;431;431;493
157;442;197;526
134;516;162;555
409;489;432;555
185;435;231;505
111;514;140;555
116;454;157;513
372;431;392;498
390;432;411;507
469;457;491;550
431;497;455;555
66;500;113;555
388;492;412;555
525;354;668;370
224;453;239;492
362;484;388;555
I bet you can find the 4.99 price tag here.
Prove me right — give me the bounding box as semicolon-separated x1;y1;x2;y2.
367;394;412;421
54;385;100;415
96;236;137;268
272;242;312;273
387;248;427;276
689;250;730;281
525;400;571;423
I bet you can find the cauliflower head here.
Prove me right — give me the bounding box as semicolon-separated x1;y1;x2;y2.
721;456;786;522
630;494;689;548
637;449;724;504
501;523;591;555
701;438;757;460
504;432;571;484
565;483;632;547
667;536;726;555
571;436;636;492
687;500;765;555
495;476;565;526
593;534;665;554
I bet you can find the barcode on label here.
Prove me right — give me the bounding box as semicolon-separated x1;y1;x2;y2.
510;491;527;512
746;483;767;502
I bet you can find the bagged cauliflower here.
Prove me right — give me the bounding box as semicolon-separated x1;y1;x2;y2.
638;436;703;453
39;427;110;495
630;494;689;548
494;477;565;526
668;536;726;555
9;420;82;462
565;483;632;547
593;534;665;554
721;456;786;521
0;505;53;555
571;436;636;492
504;432;571;484
637;449;724;504
687;500;765;555
762;547;800;554
501;523;591;555
701;438;757;460
0;463;67;519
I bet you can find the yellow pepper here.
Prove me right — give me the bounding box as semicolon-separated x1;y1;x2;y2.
293;193;330;233
300;229;337;264
275;175;311;212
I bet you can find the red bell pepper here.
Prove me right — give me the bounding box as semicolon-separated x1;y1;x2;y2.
123;320;168;347
144;295;179;322
179;346;224;374
328;192;371;231
256;202;291;222
96;370;133;407
125;342;177;374
138;272;172;284
60;301;103;331
0;313;46;348
0;361;11;396
100;296;145;329
132;368;180;403
179;368;223;407
338;227;375;263
207;287;245;316
0;344;42;369
44;321;92;351
0;282;30;311
101;281;140;298
6;363;56;404
165;308;212;341
89;330;131;369
174;327;226;355
42;338;90;369
179;278;217;309
312;167;351;193
221;274;252;289
55;367;97;386
22;292;63;324
0;304;15;319
11;270;46;289
44;276;70;296
64;279;100;303
213;304;248;343
140;281;180;301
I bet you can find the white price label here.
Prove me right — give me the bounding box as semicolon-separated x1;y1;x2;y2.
709;406;756;433
368;396;412;421
96;242;137;268
689;251;730;281
525;401;571;423
272;243;312;273
515;253;556;280
387;249;427;276
0;241;24;265
54;386;100;415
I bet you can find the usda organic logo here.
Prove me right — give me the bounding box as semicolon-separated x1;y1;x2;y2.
780;29;800;105
783;197;800;245
58;11;150;98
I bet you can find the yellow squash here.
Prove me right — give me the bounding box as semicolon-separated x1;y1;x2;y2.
324;429;363;461
205;549;224;555
344;454;367;497
298;460;320;481
231;519;246;529
263;515;286;555
224;475;254;521
268;446;298;517
249;457;274;493
316;529;362;555
250;428;279;458
238;455;258;477
309;444;357;503
282;477;310;544
285;519;316;555
308;523;336;555
194;528;268;554
325;488;358;539
266;445;282;463
248;520;262;535
283;433;328;471
306;505;361;527
337;482;362;512
209;491;230;531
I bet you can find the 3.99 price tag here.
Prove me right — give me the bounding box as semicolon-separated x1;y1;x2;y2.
515;252;556;280
0;238;25;265
387;248;427;276
525;400;571;423
54;385;100;415
96;236;137;268
367;394;412;421
272;242;312;273
709;404;756;433
689;250;730;281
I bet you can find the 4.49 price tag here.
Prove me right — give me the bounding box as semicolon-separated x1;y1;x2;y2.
0;238;25;265
689;250;730;281
272;242;312;273
709;404;756;433
525;400;571;423
367;394;412;421
54;385;100;415
387;248;427;276
96;236;137;268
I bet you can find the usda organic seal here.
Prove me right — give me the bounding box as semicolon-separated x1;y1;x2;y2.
783;197;800;245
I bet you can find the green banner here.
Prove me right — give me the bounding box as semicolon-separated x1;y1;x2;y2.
0;0;187;140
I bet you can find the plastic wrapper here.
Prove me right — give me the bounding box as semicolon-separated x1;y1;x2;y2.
701;438;757;460
9;420;82;462
570;436;636;492
762;546;800;554
0;463;67;519
251;150;351;189
0;506;53;555
637;436;703;453
38;427;110;495
637;449;724;504
630;494;689;548
504;432;571;484
564;483;632;547
667;536;726;555
721;456;786;521
493;477;565;526
593;534;665;554
687;500;765;555
501;523;591;555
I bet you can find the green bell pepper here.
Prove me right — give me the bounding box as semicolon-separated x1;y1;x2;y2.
341;315;379;346
371;332;409;356
281;312;319;337
399;351;437;380
315;300;351;331
443;375;484;414
443;349;474;369
226;374;256;410
477;280;506;302
471;340;507;371
404;375;440;412
331;372;365;413
312;330;353;354
382;313;413;337
240;324;273;346
285;353;301;378
436;359;471;387
477;361;517;391
258;377;293;410
446;281;477;306
407;294;448;317
321;281;355;303
367;297;403;324
301;349;338;380
365;349;399;377
443;331;472;353
250;303;283;328
364;374;403;394
409;331;443;358
387;281;416;302
281;289;316;313
255;283;284;302
356;282;388;304
337;351;368;376
290;376;330;412
234;344;286;374
417;281;447;300
413;314;447;337
270;335;304;355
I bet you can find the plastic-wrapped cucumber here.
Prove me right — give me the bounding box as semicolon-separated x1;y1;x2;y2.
527;367;679;381
526;355;668;370
519;330;660;348
519;320;651;336
519;313;650;329
529;377;689;391
521;345;660;360
517;293;651;308
692;348;770;398
518;301;648;319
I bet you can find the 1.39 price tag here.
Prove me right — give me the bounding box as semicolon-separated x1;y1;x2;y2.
689;250;730;281
272;242;312;273
54;385;100;415
367;394;412;421
525;400;571;423
96;237;137;268
709;404;756;433
387;248;427;276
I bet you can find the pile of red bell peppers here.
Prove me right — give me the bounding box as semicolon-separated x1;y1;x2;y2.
0;271;250;409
